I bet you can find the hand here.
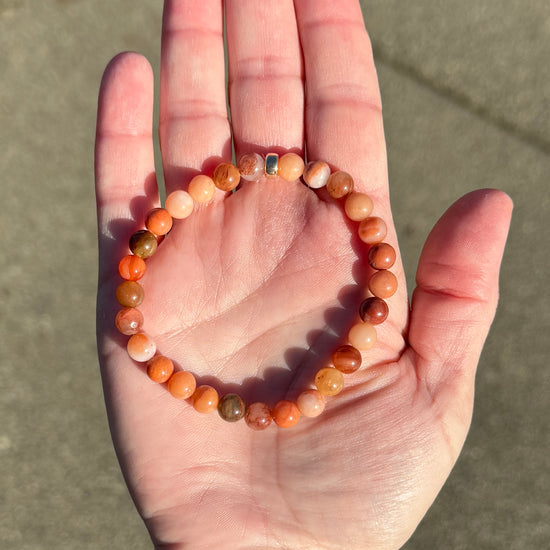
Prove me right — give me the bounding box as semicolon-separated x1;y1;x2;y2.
94;1;512;548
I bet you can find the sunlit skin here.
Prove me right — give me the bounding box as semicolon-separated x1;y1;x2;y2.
94;1;512;548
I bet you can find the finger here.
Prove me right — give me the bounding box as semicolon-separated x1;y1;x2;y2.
95;52;157;282
226;0;304;156
159;0;230;193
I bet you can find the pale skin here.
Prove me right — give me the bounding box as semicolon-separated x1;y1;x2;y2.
94;1;513;549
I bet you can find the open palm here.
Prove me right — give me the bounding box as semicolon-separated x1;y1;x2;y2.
95;1;512;549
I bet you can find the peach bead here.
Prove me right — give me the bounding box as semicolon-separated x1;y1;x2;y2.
296;390;325;418
358;216;387;245
127;333;156;362
115;307;144;335
146;208;173;236
116;280;144;308
348;322;377;351
188;174;216;203
165;190;194;219
237;153;264;181
278;153;305;181
327;170;354;198
168;371;197;399
303;160;331;189
212;162;240;192
192;385;219;413
345;192;373;221
118;255;146;281
147;356;174;384
315;367;345;396
368;270;398;299
272;400;300;428
245;402;272;430
368;242;396;270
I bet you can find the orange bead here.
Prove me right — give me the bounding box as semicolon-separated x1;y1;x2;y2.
146;208;173;236
358;217;387;245
368;270;398;299
278;153;305;181
348;322;377;351
303;160;331;189
188;174;216;203
212;163;240;192
127;333;156;362
116;280;144;308
165;190;194;219
315;367;345;396
272;400;300;428
326;171;354;198
296;389;325;418
118;255;146;281
345;192;373;221
368;242;396;270
168;371;197;399
147;356;174;384
192;385;219;413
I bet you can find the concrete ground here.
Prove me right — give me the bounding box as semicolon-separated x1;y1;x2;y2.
1;1;548;548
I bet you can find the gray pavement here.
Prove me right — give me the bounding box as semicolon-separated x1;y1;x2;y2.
1;1;548;548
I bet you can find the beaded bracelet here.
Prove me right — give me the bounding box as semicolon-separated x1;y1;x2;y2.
114;152;397;430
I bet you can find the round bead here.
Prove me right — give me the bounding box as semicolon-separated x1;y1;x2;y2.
245;402;272;430
116;280;144;308
368;242;396;270
146;208;173;236
192;385;219;414
115;307;144;335
188;174;216;203
167;371;197;400
218;393;246;422
129;230;158;259
147;356;174;384
326;171;354;198
344;192;373;221
315;367;345;396
118;255;146;281
296;389;325;417
278;153;305;181
165;190;194;219
272;400;300;428
212;162;240;192
358;217;387;245
368;270;398;298
237;153;264;181
332;344;362;374
303;160;331;189
127;333;156;362
359;297;389;324
348;322;377;351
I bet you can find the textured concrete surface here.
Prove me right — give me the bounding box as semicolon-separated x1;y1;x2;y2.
0;1;548;549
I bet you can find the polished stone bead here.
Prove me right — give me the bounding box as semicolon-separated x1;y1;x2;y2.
303;160;331;189
168;371;197;400
237;153;264;181
332;344;362;374
212;162;240;192
115;307;144;335
368;242;396;270
192;385;219;413
278;153;305;181
344;192;373;221
245;402;272;430
359;297;389;324
116;280;144;308
315;367;345;396
326;170;354;198
368;270;398;299
348;322;377;351
188;174;216;203
265;153;279;176
127;333;156;362
296;389;325;417
165;190;194;219
118;255;146;281
358;217;387;245
147;355;174;384
146;208;173;236
129;230;158;259
218;393;246;422
272;400;300;428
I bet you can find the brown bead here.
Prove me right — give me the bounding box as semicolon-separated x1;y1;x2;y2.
116;280;144;308
368;270;398;299
326;171;354;199
129;230;157;259
192;385;219;414
147;356;174;384
272;400;300;428
278;153;305;181
118;255;146;281
315;367;345;396
218;393;246;422
358;217;387;245
332;344;362;374
168;371;196;399
212;162;240;192
146;208;173;236
368;242;396;270
115;307;144;335
245;402;272;430
359;297;389;324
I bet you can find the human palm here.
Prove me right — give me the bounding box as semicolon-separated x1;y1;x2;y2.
95;1;512;549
